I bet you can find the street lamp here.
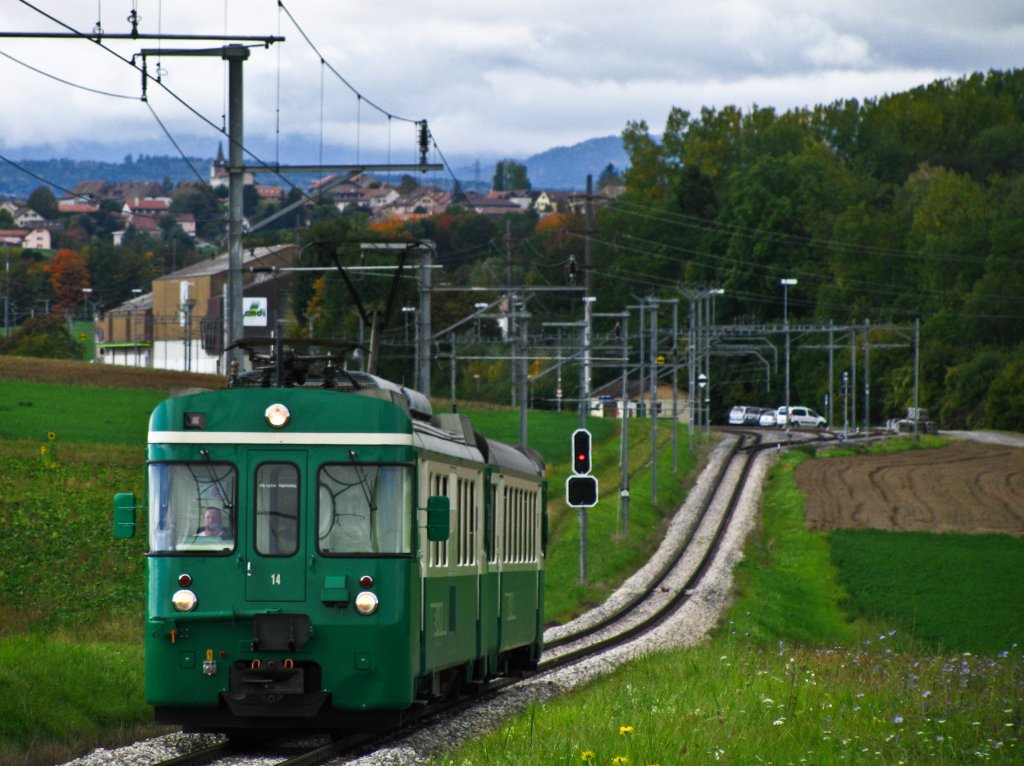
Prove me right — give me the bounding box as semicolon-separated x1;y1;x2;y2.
780;278;798;426
131;288;143;366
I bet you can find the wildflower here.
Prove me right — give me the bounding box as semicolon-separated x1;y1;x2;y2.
893;715;903;724
40;445;47;455
611;757;630;765
773;718;785;725
619;725;634;735
48;431;56;440
580;751;595;762
921;690;931;698
762;698;774;705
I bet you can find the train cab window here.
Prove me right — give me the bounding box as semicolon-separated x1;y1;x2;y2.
255;463;300;557
148;462;237;554
317;464;413;555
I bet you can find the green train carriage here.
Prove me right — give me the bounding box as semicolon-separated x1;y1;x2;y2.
114;369;546;733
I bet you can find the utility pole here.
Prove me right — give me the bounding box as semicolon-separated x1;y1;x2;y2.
864;318;871;431
4;248;9;338
226;45;247;373
418;243;434;396
781;278;797;427
519;305;529;446
648;298;658;505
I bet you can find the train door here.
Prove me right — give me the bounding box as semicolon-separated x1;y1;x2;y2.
245;450;307;602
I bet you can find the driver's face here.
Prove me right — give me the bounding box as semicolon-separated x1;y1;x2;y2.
204;509;222;529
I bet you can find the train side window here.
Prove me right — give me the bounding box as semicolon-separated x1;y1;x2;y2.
255;463;299;557
427;472;449;567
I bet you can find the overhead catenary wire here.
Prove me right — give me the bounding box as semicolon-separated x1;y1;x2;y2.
612;198;991;268
10;1;469;212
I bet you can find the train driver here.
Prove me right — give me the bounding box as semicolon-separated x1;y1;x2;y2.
199;506;231;538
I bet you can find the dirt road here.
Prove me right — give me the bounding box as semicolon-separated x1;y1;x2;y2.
793;434;1024;536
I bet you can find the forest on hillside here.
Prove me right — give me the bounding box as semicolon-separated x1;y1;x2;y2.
588;68;1024;430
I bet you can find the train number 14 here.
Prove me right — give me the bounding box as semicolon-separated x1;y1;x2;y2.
270;573;282;585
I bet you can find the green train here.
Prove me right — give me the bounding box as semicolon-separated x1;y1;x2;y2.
114;351;547;733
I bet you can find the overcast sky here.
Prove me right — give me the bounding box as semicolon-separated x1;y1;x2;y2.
1;1;1023;164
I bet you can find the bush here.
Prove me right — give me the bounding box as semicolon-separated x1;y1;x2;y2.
0;316;83;359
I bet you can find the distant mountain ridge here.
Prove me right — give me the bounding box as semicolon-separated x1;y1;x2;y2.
0;135;629;198
523;135;629;190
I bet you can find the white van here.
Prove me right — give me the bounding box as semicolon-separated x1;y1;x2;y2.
786;406;827;428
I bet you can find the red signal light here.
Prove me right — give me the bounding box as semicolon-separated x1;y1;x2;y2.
178;573;192;587
572;429;592;474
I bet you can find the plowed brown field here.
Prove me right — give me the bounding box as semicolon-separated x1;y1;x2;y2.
793;439;1024;536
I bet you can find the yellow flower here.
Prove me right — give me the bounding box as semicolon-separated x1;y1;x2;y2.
619;725;635;735
48;432;56;441
580;751;596;762
611;757;630;765
40;445;47;455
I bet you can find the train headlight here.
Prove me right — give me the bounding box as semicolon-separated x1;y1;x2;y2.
354;591;379;616
172;589;198;612
265;403;291;428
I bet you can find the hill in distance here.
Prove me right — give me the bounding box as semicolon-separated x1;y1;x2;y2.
0;135;629;197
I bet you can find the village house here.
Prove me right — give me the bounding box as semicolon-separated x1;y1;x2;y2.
13;206;46;227
590;375;691;422
0;228;51;249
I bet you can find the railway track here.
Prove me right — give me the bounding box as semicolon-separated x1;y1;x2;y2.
84;428;840;766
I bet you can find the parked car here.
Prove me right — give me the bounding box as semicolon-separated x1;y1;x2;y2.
728;405;757;425
758;409;778;427
742;406;765;425
787;406;827;428
776;406;789;427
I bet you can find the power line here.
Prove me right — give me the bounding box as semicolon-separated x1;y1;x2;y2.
0;150;81;198
612;198;991;268
0;48;136;99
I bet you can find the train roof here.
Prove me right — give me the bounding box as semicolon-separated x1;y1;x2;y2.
420;411;545;478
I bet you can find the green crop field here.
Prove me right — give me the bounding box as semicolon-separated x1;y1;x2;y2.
830;528;1024;653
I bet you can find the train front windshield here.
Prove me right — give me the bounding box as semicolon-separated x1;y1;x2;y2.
317;464;413;555
148;463;238;553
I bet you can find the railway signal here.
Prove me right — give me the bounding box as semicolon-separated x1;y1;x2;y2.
567;428;598;507
572;428;592;474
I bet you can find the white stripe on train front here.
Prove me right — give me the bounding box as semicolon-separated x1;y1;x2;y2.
148;431;414;446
